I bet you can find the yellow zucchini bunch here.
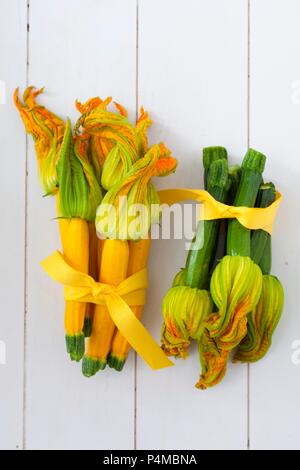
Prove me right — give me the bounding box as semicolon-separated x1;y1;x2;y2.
15;88;177;375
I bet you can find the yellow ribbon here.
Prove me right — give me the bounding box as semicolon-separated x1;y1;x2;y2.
158;189;282;234
41;251;173;370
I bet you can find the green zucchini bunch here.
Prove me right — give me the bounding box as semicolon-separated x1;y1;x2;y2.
161;147;284;390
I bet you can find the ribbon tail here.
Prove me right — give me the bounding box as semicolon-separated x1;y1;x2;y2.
106;294;174;370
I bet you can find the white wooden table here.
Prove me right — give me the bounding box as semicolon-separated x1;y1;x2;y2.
1;0;299;450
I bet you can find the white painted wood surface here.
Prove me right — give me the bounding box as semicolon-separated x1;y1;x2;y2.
0;0;299;450
249;0;300;450
0;0;27;450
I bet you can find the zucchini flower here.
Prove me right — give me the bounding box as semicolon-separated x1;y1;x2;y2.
75;97;111;183
233;274;284;363
96;143;177;240
14;86;65;194
75;97;126;171
75;97;147;189
172;269;186;287
196;329;230;390
57;119;102;222
196;255;262;389
206;255;262;350
161;286;213;358
233;182;284;363
135;106;152;155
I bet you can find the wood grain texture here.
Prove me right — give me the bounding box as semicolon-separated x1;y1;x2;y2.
0;0;27;450
137;0;248;450
25;0;137;450
249;0;300;450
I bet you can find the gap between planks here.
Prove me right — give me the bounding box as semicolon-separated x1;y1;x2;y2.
247;0;251;451
22;0;30;451
134;0;139;452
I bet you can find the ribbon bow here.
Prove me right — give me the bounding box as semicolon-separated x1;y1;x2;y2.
41;251;173;370
158;189;282;234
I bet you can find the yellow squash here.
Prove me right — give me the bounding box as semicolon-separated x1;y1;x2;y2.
61;215;89;361
108;238;151;370
82;239;129;376
83;222;100;337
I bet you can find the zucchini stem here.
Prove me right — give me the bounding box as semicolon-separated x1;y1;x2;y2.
203;146;227;189
185;155;229;289
226;148;266;257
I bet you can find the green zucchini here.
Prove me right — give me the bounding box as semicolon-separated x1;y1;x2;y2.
185;157;229;289
226;149;266;257
209;165;241;272
259;239;271;275
228;165;241;204
251;182;276;273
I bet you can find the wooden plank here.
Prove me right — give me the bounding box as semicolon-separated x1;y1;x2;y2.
0;0;27;450
26;0;137;449
249;0;300;450
137;0;249;450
